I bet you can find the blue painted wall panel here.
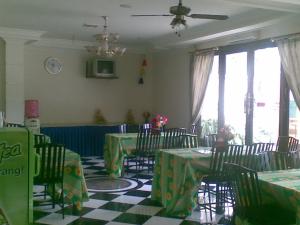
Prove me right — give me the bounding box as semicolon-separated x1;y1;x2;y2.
41;125;119;157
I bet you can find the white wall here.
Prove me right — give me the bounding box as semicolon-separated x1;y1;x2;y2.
0;38;5;111
24;45;153;125
152;48;191;128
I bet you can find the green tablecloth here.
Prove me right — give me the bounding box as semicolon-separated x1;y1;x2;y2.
151;148;211;217
62;149;89;210
259;169;300;224
103;133;137;178
236;169;300;225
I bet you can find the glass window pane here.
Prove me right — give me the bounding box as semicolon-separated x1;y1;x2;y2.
289;92;300;139
253;48;280;143
225;52;247;144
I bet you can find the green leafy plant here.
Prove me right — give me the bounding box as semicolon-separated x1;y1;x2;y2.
201;119;218;137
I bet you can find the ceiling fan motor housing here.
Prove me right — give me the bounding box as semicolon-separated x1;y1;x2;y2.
170;5;191;16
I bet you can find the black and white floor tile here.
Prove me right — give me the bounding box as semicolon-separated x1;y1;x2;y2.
33;157;232;225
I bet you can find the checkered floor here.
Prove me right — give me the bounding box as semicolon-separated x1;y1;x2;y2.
33;157;232;225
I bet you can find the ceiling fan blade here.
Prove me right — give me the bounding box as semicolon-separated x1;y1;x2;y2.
131;14;173;17
189;14;229;20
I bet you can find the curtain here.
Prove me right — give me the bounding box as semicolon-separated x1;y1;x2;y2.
191;50;215;125
276;39;300;110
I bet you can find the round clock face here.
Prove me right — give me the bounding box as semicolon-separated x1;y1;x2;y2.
44;57;62;75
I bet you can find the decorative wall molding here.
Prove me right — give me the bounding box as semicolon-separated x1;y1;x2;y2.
0;27;45;42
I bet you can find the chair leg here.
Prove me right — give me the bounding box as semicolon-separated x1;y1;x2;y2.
207;184;213;221
62;182;64;219
52;183;55;209
44;184;47;200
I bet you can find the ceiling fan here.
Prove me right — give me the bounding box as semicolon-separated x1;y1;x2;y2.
132;0;229;36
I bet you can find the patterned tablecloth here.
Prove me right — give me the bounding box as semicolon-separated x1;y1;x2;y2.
151;148;212;217
258;169;300;224
236;169;300;225
103;133;138;178
62;149;89;210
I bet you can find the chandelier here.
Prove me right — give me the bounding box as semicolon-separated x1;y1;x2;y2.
86;16;126;57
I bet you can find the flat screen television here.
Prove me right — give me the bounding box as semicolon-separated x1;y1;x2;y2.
86;58;117;79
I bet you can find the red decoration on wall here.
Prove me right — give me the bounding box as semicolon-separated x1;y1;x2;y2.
139;58;147;84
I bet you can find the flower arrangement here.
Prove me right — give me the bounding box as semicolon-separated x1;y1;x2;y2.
151;114;168;129
218;125;234;141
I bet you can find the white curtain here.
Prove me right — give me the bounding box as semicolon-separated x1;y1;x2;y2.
191;50;215;125
276;39;300;110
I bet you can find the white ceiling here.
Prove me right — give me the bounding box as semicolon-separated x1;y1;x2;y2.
0;0;299;49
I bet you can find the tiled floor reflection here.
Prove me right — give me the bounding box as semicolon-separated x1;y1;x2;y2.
33;157;232;225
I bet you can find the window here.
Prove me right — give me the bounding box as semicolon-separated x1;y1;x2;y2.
200;41;289;144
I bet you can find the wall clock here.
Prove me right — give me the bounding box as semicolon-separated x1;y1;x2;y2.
44;57;62;75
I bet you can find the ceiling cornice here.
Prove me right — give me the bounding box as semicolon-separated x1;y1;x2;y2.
220;0;300;13
0;26;46;42
32;38;90;50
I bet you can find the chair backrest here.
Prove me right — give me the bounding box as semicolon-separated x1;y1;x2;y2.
254;142;275;153
34;134;47;146
142;123;152;130
276;136;299;152
204;133;217;147
179;134;199;148
226;144;244;165
224;163;263;211
5;122;24;127
257;151;296;171
208;145;244;177
209;146;228;175
136;128;161;156
190;123;202;135
34;143;66;184
162;128;186;149
119;124;127;133
242;143;268;170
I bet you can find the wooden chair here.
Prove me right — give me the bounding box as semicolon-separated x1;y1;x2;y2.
276;136;299;152
204;133;217;147
190;123;203;145
5;122;24;127
34;134;47;146
119;124;127;133
190;123;202;135
179;134;200;148
241;143;272;170
136;128;161;178
34;143;66;218
162;128;186;149
254;142;275;153
257;151;296;171
199;145;244;218
225;163;296;225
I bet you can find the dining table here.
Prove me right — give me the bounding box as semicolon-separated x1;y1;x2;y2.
103;133;138;178
61;149;89;211
257;169;300;225
151;147;212;217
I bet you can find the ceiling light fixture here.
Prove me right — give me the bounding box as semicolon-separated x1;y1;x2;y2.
85;16;126;58
170;15;187;37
